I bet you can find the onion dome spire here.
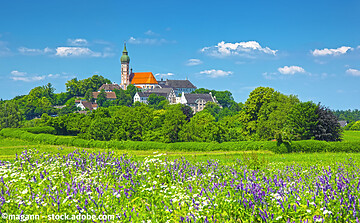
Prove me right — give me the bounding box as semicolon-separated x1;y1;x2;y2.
120;42;130;63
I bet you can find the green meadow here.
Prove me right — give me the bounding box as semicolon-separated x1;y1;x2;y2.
1;131;360;222
1;131;360;164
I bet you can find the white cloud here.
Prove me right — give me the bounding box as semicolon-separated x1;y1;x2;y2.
201;41;277;57
47;73;60;78
31;76;46;81
67;38;88;46
278;66;306;75
55;47;102;57
18;47;54;55
10;74;45;82
312;46;353;56
314;59;327;65
199;69;233;78
186;59;203;66
155;73;175;78
145;30;157;36
19;45;113;58
9;70;66;82
128;37;175;45
0;41;11;56
11;70;27;76
262;72;278;80
346;68;360;77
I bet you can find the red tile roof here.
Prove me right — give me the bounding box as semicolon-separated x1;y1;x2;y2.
131;72;158;85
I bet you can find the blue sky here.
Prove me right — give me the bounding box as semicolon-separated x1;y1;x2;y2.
0;0;359;109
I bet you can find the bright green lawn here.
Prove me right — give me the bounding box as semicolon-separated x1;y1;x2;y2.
343;130;360;142
1;134;360;166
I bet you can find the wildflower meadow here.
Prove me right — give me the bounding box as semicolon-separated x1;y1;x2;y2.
0;149;359;222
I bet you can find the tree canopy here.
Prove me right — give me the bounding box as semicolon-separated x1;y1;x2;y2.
65;75;111;97
1;77;345;143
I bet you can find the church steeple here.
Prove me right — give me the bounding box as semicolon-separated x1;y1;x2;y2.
120;42;130;89
120;43;130;63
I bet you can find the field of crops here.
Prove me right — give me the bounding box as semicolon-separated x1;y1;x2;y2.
0;148;360;222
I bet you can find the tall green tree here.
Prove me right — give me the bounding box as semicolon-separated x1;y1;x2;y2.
114;89;132;106
86;118;115;141
286;101;318;140
65;78;81;96
179;111;226;142
65;75;111;97
0;101;23;129
162;105;186;142
97;89;107;107
314;105;342;141
54;92;71;105
255;92;300;140
203;102;221;119
180;104;193;122
125;84;138;103
84;88;94;102
111;105;154;141
148;94;168;109
240;87;275;137
219;114;246;141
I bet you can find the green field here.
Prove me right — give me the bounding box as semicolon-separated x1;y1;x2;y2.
1;131;360;222
1;131;360;164
342;130;360;142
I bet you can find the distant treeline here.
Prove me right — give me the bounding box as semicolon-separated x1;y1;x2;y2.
0;74;345;142
333;109;360;123
333;110;360;130
0;75;112;120
15;86;342;142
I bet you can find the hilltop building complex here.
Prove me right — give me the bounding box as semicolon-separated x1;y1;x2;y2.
76;43;220;113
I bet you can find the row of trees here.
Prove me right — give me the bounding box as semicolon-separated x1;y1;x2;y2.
0;72;348;142
37;87;342;142
0;75;111;121
333;109;360;123
238;87;341;141
40;104;242;143
65;75;111;97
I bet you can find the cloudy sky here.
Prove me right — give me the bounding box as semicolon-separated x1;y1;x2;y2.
0;0;359;109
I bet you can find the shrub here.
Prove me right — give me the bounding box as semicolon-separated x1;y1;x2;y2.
20;126;56;135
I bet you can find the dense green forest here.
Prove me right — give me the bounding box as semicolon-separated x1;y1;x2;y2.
0;75;351;142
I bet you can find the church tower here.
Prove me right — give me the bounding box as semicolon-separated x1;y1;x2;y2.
120;43;130;89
